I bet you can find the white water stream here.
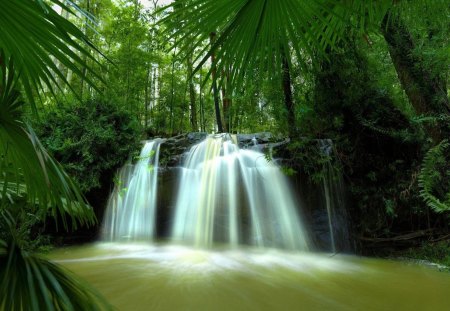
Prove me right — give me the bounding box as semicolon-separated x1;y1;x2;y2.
102;134;309;251
102;138;164;241
172;134;309;250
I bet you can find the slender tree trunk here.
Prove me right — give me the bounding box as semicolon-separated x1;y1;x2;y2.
381;10;450;142
220;88;228;132
281;48;296;136
179;83;188;133
221;66;232;132
233;102;241;133
144;66;151;130
169;51;176;135
187;55;198;131
199;69;205;132
158;67;164;135
125;39;131;108
152;66;158;119
210;32;223;133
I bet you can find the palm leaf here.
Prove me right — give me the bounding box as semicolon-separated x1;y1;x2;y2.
0;55;95;229
0;0;104;111
0;242;111;311
160;0;396;88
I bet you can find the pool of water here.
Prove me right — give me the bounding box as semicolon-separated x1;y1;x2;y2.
51;243;450;311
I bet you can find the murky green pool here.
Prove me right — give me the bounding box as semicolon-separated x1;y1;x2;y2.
51;243;450;311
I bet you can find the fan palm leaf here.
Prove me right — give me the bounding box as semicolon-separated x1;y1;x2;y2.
0;55;95;228
0;211;111;311
0;1;109;309
0;0;108;228
160;0;412;87
0;235;110;311
0;0;104;111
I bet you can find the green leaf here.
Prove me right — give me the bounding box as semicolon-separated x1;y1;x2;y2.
0;0;105;110
0;56;95;229
418;140;450;213
0;242;112;311
159;0;393;89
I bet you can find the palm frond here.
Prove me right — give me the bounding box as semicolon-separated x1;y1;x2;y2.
0;242;111;311
0;0;104;111
160;0;395;88
0;55;95;229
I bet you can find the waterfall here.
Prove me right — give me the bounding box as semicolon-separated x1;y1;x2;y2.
171;134;309;250
102;134;311;251
102;139;164;241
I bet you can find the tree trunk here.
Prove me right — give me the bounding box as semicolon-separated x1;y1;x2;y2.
169;51;176;135
381;10;450;142
199;69;206;132
179;83;187;133
281;48;296;136
144;65;151;129
233;102;241;133
210;32;223;133
221;65;232;133
152;66;158;115
187;55;198;131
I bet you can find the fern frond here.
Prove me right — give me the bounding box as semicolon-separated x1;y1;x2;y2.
418;140;450;213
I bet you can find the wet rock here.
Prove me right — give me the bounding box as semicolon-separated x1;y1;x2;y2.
154;132;289;168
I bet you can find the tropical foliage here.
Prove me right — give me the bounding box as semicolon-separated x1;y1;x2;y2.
35;99;142;194
159;0;449;247
0;0;109;309
0;0;102;107
34;98;142;219
36;0;449;239
1;215;109;311
0;0;449;306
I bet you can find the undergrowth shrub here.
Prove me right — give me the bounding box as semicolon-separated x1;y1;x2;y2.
34;99;142;215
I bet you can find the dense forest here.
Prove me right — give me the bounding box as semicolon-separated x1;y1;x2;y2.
1;0;449;309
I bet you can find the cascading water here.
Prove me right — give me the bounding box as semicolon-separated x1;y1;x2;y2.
102;138;164;241
171;134;309;250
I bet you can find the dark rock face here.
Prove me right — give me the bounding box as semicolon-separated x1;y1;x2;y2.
157;132;208;167
156;167;181;238
236;132;274;147
156;132;291;169
296;172;352;253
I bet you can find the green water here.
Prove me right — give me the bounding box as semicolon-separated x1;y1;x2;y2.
51;243;450;311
